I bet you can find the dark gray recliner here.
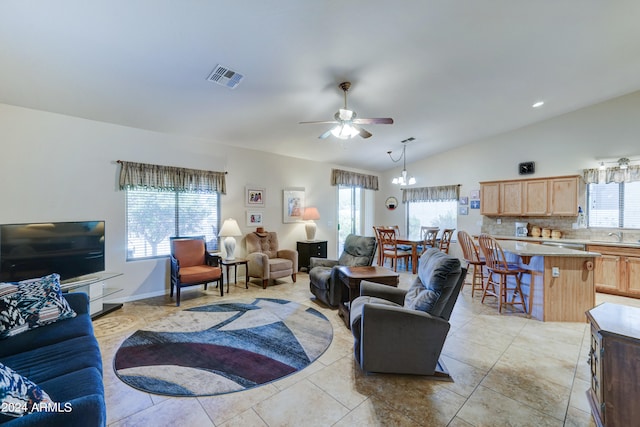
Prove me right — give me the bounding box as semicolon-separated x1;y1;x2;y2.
309;234;377;308
350;248;466;377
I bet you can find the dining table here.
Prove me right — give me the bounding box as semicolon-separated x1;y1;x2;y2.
395;237;424;274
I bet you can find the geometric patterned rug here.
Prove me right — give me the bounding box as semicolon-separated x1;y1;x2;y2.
113;298;333;397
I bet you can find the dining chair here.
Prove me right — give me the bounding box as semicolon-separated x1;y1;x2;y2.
457;230;485;297
438;228;455;254
420;226;439;254
477;234;528;313
377;228;411;272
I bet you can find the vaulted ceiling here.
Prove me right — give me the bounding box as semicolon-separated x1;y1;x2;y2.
2;1;640;171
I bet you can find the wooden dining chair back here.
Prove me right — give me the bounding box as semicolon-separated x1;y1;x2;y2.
477;234;528;313
377;228;411;272
420;226;439;254
457;230;485;297
438;228;455;254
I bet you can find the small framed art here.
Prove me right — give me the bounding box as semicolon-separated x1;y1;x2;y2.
459;206;469;215
283;187;305;223
245;186;265;207
470;200;480;209
246;211;263;226
459;196;469;205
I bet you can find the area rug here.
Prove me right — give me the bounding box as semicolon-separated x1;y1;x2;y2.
113;298;333;397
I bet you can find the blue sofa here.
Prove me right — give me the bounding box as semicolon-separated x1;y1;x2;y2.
0;293;106;427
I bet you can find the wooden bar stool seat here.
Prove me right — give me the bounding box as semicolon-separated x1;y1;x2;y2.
457;231;485;297
478;234;529;313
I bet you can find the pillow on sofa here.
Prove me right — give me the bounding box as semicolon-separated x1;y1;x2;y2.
0;284;28;339
404;249;461;316
0;362;52;418
13;273;76;329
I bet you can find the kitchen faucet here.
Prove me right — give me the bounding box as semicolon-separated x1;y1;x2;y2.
608;231;623;242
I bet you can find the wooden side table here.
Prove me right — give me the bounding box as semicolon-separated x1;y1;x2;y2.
297;240;328;271
219;258;249;293
336;265;399;328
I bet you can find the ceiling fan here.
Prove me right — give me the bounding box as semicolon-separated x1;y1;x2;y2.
299;82;394;139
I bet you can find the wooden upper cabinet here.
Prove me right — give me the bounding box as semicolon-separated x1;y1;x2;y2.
523;180;548;216
500;181;523;215
480;175;581;217
548;176;579;216
480;182;500;215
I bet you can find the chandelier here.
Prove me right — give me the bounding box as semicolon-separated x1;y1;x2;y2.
388;137;416;186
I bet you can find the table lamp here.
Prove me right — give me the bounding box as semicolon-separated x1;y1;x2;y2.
218;218;242;260
302;207;320;241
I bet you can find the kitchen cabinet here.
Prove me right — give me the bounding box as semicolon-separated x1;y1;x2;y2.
548;176;579;215
500;181;523;215
523;179;548;215
480;182;500;215
588;245;640;298
586;303;640;426
480;175;581;217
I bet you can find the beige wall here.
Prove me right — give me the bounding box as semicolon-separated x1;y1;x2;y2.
0;103;375;301
1;90;639;300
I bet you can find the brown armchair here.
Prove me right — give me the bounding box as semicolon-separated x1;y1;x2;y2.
246;230;298;289
170;236;223;306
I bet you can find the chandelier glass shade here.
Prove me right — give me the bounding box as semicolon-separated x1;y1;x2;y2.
389;138;416;186
330;123;360;139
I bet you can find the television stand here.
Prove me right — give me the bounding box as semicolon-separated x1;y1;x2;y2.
61;272;123;319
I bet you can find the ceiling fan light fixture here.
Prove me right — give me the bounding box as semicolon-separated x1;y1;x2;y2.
331;123;359;139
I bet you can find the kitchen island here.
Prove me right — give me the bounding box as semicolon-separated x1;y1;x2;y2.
495;240;600;322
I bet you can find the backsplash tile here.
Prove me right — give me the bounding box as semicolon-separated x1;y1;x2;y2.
481;217;640;243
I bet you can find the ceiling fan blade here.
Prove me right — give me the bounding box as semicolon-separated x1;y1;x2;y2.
318;129;333;139
299;120;339;125
352;117;394;125
353;125;372;139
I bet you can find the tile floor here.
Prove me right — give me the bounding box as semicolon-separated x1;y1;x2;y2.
95;271;637;426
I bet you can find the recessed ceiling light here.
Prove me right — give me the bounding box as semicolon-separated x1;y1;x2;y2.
532;101;545;108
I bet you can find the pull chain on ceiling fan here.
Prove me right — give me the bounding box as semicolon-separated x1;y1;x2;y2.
299;81;394;140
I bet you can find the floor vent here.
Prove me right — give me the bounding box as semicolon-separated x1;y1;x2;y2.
207;65;244;89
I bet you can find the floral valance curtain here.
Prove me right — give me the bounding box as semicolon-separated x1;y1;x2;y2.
118;161;227;194
583;165;640;184
402;184;460;203
330;168;379;191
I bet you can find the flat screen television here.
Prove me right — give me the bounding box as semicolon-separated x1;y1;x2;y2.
0;220;105;282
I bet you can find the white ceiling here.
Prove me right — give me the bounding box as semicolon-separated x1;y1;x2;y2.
2;1;640;172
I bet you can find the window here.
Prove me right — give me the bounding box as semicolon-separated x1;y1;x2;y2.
337;186;362;254
407;200;457;240
588;182;640;228
126;189;220;260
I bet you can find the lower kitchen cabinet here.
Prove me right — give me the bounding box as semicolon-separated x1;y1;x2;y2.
588;245;640;298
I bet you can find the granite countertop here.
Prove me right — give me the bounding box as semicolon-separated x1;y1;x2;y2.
497;240;601;257
492;235;640;249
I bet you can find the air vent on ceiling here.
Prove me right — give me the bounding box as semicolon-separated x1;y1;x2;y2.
207;64;244;89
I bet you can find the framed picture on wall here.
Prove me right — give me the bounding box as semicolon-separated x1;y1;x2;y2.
246;210;264;226
459;206;469;215
245;186;265;207
283;187;305;223
459;196;469;205
470;200;480;209
470;190;480;200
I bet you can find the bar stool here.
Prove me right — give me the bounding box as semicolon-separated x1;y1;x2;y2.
457;231;485;297
478;234;528;313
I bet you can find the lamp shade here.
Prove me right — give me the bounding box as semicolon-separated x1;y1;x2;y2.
218;218;242;237
302;207;320;221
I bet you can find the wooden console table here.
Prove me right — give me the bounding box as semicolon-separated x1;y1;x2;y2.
586;303;640;426
336;265;399;328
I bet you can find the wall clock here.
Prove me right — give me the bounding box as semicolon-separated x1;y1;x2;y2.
519;161;535;175
385;196;398;210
